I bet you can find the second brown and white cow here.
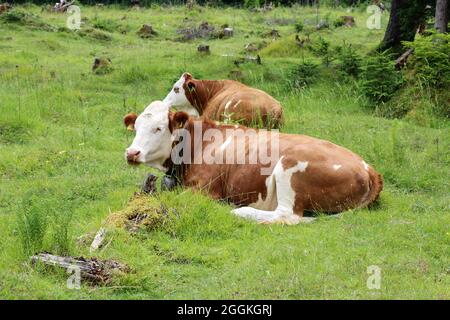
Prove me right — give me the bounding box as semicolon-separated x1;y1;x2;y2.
124;101;383;224
163;73;283;128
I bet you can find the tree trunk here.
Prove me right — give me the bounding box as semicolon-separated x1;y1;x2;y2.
379;0;429;54
435;0;449;33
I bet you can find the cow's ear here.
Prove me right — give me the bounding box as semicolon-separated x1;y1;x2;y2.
186;80;196;92
123;113;138;131
172;111;189;129
183;72;192;80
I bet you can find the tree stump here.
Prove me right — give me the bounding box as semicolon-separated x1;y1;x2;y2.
234;55;261;66
186;0;196;10
138;24;157;38
223;27;234;37
92;57;113;75
244;43;258;52
197;44;210;54
264;29;280;39
341;16;355;27
0;3;12;14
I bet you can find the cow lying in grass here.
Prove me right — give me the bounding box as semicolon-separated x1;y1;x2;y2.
163;73;283;128
124;101;383;225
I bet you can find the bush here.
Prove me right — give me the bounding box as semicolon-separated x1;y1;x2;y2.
295;21;304;33
288;60;319;89
310;36;333;67
78;27;112;41
333;16;346;28
404;32;450;88
0;8;55;32
336;42;361;78
244;0;261;8
91;17;120;33
359;52;403;104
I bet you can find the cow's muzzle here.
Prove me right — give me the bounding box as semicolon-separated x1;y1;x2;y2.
126;149;141;165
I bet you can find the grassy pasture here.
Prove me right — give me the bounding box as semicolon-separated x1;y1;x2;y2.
0;4;449;299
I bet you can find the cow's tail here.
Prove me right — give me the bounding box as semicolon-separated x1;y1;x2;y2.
361;167;383;208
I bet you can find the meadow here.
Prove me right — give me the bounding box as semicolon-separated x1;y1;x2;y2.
0;4;449;299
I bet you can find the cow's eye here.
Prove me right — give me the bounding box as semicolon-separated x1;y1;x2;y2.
173;87;180;94
153;127;162;133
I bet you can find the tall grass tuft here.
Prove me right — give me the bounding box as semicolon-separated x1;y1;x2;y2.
16;193;48;256
16;193;74;256
50;208;73;255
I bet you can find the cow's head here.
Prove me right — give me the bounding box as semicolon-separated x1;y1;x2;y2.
124;101;189;171
163;72;199;116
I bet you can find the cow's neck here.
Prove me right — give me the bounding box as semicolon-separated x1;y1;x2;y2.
186;80;225;114
164;118;225;183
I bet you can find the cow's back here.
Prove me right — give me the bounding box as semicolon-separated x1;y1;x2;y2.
202;81;283;128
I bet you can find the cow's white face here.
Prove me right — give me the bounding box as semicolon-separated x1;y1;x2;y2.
125;101;173;171
163;73;199;117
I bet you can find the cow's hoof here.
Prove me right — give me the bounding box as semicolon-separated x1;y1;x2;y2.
231;207;252;218
298;216;316;223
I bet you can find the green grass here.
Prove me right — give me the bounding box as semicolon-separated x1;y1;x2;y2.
0;4;449;299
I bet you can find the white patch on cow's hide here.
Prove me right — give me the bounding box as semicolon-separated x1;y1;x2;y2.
232;157;314;225
163;74;199;117
333;164;342;171
287;161;308;173
362;160;369;171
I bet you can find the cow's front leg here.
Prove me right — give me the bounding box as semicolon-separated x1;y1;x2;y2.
232;207;314;225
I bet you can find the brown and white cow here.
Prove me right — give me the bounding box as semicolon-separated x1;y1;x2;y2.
163;73;283;128
124;101;383;224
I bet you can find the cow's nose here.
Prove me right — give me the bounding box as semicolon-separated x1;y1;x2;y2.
126;149;141;163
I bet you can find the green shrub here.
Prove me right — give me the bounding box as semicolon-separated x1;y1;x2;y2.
0;120;32;145
91;17;120;33
359;52;403;104
404;32;450;88
244;0;260;8
0;8;55;32
333;16;346;28
288;60;319;89
310;36;333;67
335;42;361;78
78;28;112;41
295;21;304;33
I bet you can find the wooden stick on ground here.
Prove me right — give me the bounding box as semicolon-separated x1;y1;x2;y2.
31;253;129;284
90;227;106;253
